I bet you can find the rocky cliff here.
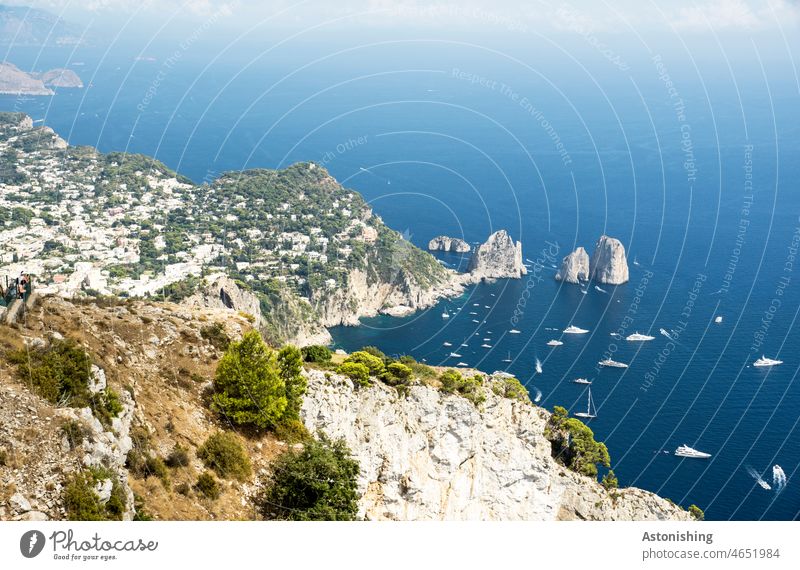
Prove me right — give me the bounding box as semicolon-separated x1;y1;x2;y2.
0;62;82;94
468;230;526;280
590;235;630;284
301;370;690;521
555;247;590;283
36;68;83;88
428;235;471;253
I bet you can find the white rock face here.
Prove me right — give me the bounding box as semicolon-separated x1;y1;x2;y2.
468;230;527;279
589;235;630;284
555;247;590;283
428;236;471;253
301;371;690;521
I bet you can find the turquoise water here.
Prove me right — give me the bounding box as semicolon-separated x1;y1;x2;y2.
2;40;799;520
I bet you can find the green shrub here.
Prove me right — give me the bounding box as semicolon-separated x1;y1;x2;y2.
195;471;221;500
211;330;288;430
273;418;311;444
439;370;485;406
380;362;414;395
601;469;619;491
302;345;332;363
260;434;360;521
360;346;386;361
545;406;611;478
132;494;153;521
344;351;385;376
337;362;370;387
63;471;127;521
491;376;530;402
144;456;171;488
200;322;230;350
91;388;124;428
61;420;88;449
197;432;252;481
689;504;705;520
165;444;190;468
7;339;92;407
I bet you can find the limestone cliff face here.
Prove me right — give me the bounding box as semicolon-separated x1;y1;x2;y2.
301;371;690;521
36;68;83;88
186;274;331;346
428;235;471;253
590;235;630;285
555;247;590;283
468;230;526;280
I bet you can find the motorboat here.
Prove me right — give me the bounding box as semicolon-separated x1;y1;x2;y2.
599;358;628;368
564;325;589;334
509;329;521;334
547;340;564;346
626;332;655;341
674;445;711;459
753;356;783;367
572;378;592;385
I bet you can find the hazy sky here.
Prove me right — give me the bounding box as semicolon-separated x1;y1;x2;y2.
11;0;800;34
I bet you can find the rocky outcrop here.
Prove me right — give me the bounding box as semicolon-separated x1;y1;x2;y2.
468;230;526;280
36;68;83;88
555;247;590;283
590;235;629;284
186;273;331;346
301;370;690;521
428;235;471;253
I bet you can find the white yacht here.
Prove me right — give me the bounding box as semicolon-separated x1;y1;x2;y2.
442;310;450;319
564;325;589;334
547;339;564;346
449;352;462;358
753;356;783;367
626;332;655;341
674;445;711;459
572;378;592;385
714;316;723;323
599;358;628;368
509;329;521;334
443;342;452;347
574;388;596;419
481;343;492;348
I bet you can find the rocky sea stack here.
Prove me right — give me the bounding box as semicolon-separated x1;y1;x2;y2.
590;235;630;284
428;235;471;253
555;247;590;283
468;230;526;279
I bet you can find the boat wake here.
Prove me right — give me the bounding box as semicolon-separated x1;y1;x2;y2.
772;465;787;492
745;465;772;490
532;388;542;403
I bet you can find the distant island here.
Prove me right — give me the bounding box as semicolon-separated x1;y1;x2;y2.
0;62;82;95
0;4;85;46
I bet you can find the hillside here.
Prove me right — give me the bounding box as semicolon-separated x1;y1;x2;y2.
0;295;692;521
0;4;84;46
0;112;466;345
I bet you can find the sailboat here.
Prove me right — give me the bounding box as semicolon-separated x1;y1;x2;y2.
441;309;450;318
502;351;512;363
535;358;543;374
574;388;596;419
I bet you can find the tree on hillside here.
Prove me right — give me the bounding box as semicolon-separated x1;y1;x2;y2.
212;330;287;429
278;345;306;421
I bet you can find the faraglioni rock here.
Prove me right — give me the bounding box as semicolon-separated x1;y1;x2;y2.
301;369;692;521
468;230;526;279
428;235;471;253
555;247;590;283
589;235;630;284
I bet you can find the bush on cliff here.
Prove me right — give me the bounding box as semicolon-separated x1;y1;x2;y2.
344;351;385;376
301;345;332;363
545;406;610;478
689;504;705;520
380;362;414;396
259;434;360;521
491;376;530;402
197;431;252;481
278;345;305;421
337;362;370;387
439;370;485;406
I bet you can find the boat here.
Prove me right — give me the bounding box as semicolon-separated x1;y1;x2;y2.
483;338;491;341
626;332;655;341
580;289;588;295
659;328;673;340
595;285;608;293
674;445;711;459
564;325;589;334
714;316;723;323
535;358;543;374
509;329;521;334
471;319;480;323
572;378;592;385
469;311;477;315
574;388;597;419
633;256;640;266
443;342;452;347
480;344;492;348
457;362;469;367
460;343;469;347
753;356;783;367
502;352;512;363
599;358;628;368
442;310;450;319
449;352;462;358
547;340;563;346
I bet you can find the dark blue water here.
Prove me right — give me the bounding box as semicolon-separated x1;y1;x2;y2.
2;38;799;520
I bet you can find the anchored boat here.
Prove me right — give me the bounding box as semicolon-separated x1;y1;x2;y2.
674;445;711;459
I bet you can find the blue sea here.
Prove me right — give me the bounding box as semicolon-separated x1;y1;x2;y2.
3;37;799;520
